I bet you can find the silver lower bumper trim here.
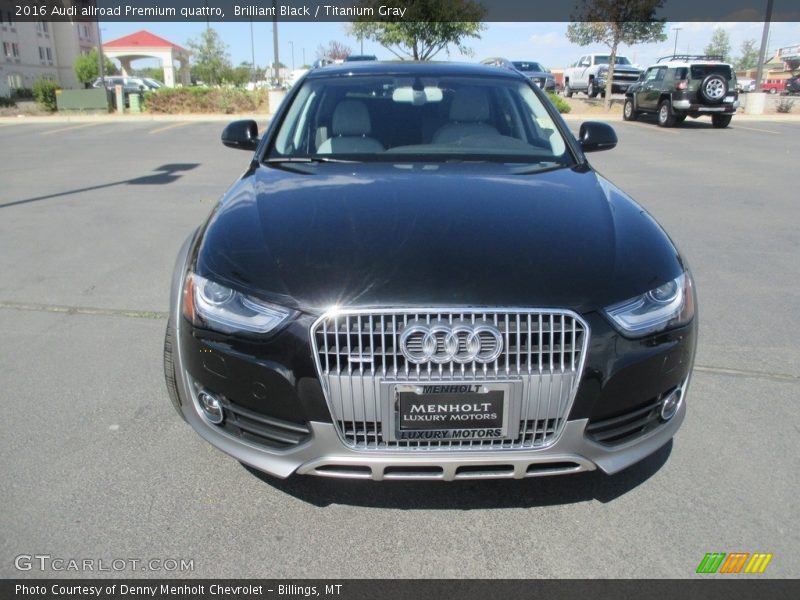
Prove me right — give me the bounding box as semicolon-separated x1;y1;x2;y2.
178;365;686;480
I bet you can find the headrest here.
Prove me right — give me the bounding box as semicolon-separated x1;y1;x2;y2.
449;87;491;122
332;100;372;136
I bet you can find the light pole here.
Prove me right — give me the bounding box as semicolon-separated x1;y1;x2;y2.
754;0;775;93
289;40;294;71
250;20;256;82
672;27;682;56
302;48;306;68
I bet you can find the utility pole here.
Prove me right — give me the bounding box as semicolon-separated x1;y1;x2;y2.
672;27;682;57
272;0;280;84
289;40;294;71
754;0;774;92
95;20;106;84
250;20;256;82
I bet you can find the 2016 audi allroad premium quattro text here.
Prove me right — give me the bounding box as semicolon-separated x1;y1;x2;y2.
164;62;697;481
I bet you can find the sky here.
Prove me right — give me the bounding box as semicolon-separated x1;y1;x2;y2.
99;21;800;73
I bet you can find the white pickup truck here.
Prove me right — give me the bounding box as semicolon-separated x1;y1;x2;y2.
563;54;643;97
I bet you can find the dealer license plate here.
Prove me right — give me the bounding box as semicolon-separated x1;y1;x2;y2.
395;383;508;441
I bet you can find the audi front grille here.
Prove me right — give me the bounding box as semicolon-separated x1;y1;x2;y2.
310;309;589;451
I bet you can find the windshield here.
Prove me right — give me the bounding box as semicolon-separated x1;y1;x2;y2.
595;56;632;65
269;74;571;166
513;62;545;73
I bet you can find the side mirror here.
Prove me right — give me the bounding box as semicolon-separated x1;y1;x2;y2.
578;121;617;153
221;119;259;151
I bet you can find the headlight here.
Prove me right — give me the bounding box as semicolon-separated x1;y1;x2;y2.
604;273;695;337
182;273;293;334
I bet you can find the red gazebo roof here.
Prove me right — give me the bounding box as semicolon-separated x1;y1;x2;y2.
104;30;186;52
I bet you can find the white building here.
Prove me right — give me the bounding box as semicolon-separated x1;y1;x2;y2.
0;8;98;97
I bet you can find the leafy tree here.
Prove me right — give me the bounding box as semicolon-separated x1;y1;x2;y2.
74;48;118;88
350;0;486;61
316;40;352;60
187;28;231;86
223;62;255;87
734;39;759;71
567;0;667;109
704;28;731;63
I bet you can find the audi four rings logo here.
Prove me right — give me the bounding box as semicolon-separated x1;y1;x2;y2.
399;320;504;364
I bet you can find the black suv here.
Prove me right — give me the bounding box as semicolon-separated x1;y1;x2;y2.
624;55;739;128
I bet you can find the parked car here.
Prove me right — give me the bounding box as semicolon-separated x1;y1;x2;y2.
784;74;800;95
563;54;643;97
624;55;739;128
481;57;556;91
736;77;755;92
761;79;785;94
165;61;696;481
92;76;156;93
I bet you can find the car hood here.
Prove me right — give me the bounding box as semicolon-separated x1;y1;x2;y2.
195;163;684;315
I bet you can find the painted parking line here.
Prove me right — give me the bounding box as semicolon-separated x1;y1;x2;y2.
148;121;193;134
731;124;781;134
40;122;100;135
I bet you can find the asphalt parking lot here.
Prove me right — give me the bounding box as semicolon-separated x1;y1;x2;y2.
1;116;798;578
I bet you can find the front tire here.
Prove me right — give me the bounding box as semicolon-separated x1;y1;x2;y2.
769;87;777;94
711;114;732;128
164;316;185;420
657;100;676;127
587;79;597;98
564;81;573;98
623;97;638;121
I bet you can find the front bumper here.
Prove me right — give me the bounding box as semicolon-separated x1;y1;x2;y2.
170;242;695;481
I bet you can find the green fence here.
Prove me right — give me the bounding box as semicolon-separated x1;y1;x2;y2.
55;89;111;112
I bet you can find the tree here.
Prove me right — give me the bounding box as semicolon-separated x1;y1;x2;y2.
350;0;486;61
567;0;667;110
316;40;351;60
73;48;118;88
704;28;731;63
187;28;231;86
222;62;255;87
734;39;759;71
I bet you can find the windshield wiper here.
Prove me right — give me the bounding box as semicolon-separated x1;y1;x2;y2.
264;156;358;164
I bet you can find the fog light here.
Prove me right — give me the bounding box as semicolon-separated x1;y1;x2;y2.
198;390;224;424
660;388;682;421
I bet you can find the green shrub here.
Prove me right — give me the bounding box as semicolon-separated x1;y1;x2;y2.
32;79;60;111
144;87;267;114
776;98;794;113
0;96;16;107
11;87;34;100
546;92;571;114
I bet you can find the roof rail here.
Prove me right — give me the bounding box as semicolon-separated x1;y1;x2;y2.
657;54;725;63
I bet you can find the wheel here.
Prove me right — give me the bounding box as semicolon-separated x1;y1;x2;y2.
657;100;676;127
164;316;185;420
564;81;573;98
623;97;638;121
700;74;728;104
587;79;597;98
768;87;777;94
711;114;732;128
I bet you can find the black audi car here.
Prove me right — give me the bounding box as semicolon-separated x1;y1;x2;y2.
165;62;697;481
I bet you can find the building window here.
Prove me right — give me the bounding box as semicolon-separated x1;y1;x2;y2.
2;42;11;58
12;43;19;58
4;11;16;26
37;21;49;34
7;73;23;90
46;47;52;61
